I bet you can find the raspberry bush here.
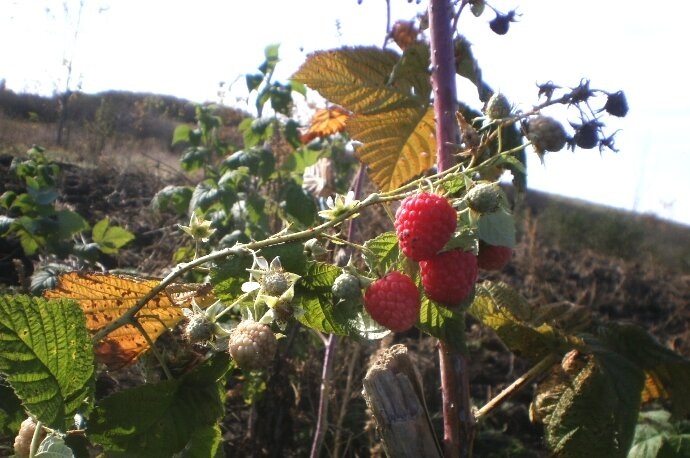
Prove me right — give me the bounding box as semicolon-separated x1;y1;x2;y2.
2;1;686;458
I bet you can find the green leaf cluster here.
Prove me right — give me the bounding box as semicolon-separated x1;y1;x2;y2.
0;148;134;259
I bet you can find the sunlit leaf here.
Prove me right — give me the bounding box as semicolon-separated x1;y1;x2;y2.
293;47;421;114
363;231;401;275
418;297;466;351
0;295;94;430
44;272;215;370
294;262;348;335
300;106;349;144
349;106;436;191
92;218;135;254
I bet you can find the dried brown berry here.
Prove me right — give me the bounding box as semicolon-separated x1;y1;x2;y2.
525;116;567;154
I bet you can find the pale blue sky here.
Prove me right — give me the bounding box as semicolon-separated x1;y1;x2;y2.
1;0;689;225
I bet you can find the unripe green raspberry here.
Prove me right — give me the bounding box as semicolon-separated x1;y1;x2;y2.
466;182;502;214
263;271;290;297
526;116;567;153
332;272;362;300
485;92;512;119
14;417;44;458
228;320;277;370
184;315;214;343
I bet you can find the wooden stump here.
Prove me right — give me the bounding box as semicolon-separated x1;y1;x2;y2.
362;344;442;458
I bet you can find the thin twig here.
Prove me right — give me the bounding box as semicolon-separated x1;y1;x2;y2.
309;334;338;458
475;353;559;420
333;342;360;458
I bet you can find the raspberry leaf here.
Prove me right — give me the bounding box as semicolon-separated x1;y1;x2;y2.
540;344;644;457
363;231;402;275
469;282;563;361
477;209;516;248
418;297;467;352
292;47;425;114
595;323;690;418
88;353;229;457
294;262;349;335
0;295;94;431
349;106;436;191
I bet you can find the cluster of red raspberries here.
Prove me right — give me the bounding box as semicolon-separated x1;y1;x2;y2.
364;192;512;332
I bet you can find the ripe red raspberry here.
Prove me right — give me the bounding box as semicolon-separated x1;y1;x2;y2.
420;249;478;307
228;320;277;370
477;242;513;271
364;271;420;332
395;192;457;262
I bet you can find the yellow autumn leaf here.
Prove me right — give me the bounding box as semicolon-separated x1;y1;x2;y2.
348;106;436;191
44;272;215;370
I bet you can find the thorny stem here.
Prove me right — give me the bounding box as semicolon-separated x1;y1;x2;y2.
475;353;559;420
429;0;474;456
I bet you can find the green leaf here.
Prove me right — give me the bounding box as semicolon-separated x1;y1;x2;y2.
349;106;436;191
470;0;485;16
172;124;193;146
246;73;264;92
282;181;317;227
0;296;94;430
543;347;644;457
289;79;307;96
629;410;690;458
189;180;220;213
151;185;193;216
56;210;89;238
0;382;23;436
282;147;322;174
293;46;421;114
477;209;516;248
417;297;467;352
174;424;223;458
468;281;563;361
453;36;492;103
294;262;348;335
363;231;401;275
258;242;308;276
92;218;135;254
180;146;212;172
596;323;690;419
388;43;431;102
35;435;74;457
88;353;229;457
211;256;254;302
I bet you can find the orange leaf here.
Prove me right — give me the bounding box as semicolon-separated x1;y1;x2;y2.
44;272;215;370
300;106;349;144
